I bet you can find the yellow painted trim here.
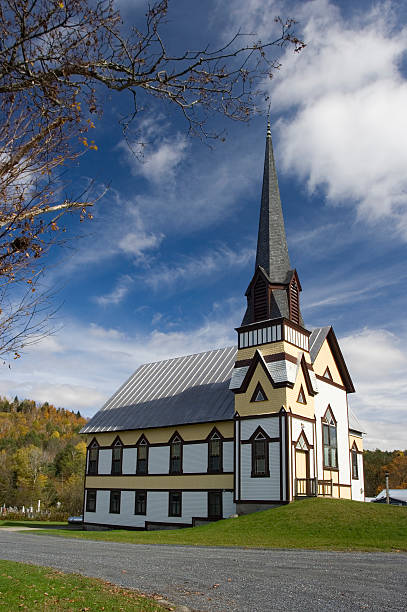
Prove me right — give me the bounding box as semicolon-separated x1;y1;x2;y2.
85;474;234;490
313;339;344;386
86;420;234;447
349;434;364;452
234;361;286;417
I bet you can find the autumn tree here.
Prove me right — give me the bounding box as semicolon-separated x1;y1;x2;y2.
0;0;304;357
383;452;407;490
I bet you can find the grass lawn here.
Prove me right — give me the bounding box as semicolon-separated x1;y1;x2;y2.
0;560;168;611
26;498;407;552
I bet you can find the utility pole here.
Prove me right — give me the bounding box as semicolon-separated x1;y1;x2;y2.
385;471;390;505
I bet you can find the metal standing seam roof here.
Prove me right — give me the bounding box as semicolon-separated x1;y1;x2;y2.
81;346;238;434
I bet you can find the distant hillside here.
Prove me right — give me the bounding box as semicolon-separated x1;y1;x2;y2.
0;396;87;515
363;449;407;497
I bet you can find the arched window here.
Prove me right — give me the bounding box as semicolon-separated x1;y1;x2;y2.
111;437;123;475
87;439;99;475
136;436;149;475
208;430;223;473
169;433;182;474
322;407;338;468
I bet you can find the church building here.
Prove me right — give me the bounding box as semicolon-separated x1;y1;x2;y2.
81;124;365;530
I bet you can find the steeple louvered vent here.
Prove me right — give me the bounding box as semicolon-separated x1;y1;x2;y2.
289;279;299;325
253;277;268;321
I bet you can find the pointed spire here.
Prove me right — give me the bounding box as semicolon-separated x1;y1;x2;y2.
255;120;291;283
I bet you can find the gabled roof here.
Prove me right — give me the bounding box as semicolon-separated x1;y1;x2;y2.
348;408;365;434
81;346;237;434
309;326;355;393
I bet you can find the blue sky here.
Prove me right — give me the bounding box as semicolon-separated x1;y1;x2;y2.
2;0;407;450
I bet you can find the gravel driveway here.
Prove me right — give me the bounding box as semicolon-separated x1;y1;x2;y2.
0;530;406;611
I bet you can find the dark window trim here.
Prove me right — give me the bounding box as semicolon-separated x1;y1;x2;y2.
85;489;97;512
296;385;306;405
207;427;223;474
111;436;123;475
168;490;182;517
169;431;183;475
250;382;268;403
136;435;149;475
109;490;121;514
208;490;223;519
250;426;271;478
134;489;147;515
87;438;100;475
351;443;359;480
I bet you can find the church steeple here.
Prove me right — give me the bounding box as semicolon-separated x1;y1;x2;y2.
255;120;291;283
242;121;303;327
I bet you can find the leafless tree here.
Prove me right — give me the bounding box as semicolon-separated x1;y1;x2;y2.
0;0;304;357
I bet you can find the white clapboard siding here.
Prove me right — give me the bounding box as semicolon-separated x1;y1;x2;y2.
98;449;112;474
223;441;234;472
241;416;279;440
149;446;170;474
222;492;236;518
314;380;350;484
183;443;207;473
234;420;240;495
291;418;314;447
351;453;365;501
122;448;137;474
240;441;280;500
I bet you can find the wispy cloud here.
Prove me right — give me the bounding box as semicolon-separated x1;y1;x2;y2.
145;245;254;290
94;275;134;306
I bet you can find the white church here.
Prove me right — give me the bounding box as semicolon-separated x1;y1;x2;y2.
80;123;365;529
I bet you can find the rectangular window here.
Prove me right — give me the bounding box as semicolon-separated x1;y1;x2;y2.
88;447;98;475
168;491;182;517
111;445;123;475
135;490;147;515
252;438;269;477
170;440;182;474
208;437;222;473
208;491;222;519
85;489;96;512
109;490;121;514
352;448;359;479
137;444;148;475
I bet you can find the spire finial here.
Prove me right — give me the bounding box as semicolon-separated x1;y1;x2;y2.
266;105;271;137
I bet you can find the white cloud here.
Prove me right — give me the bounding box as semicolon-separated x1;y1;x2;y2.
1;303;240;415
145;245;254;290
341;328;407;450
94;275;134;306
268;0;407;238
120;132;189;185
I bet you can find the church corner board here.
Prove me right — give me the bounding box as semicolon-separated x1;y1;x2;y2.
80;123;365;530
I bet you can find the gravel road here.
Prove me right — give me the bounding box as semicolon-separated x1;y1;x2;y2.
0;530;406;611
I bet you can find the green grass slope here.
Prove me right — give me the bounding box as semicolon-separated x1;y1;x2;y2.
28;498;407;552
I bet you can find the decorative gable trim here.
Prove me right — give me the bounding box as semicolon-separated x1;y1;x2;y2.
294;430;312;450
135;433;149;447
233;349;292;395
323;405;337;425
300;354;316;397
249;425;273;442
111;435;123;448
87;437;99;449
205;426;224;442
250;382;268;403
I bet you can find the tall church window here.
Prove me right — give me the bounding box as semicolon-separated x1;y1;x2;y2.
109;490;121;514
208;430;222;473
169;434;182;474
87;439;99;475
351;444;359;479
168;491;182;517
136;436;149;475
322;407;338;468
134;490;147;515
251;429;270;477
111;438;123;475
